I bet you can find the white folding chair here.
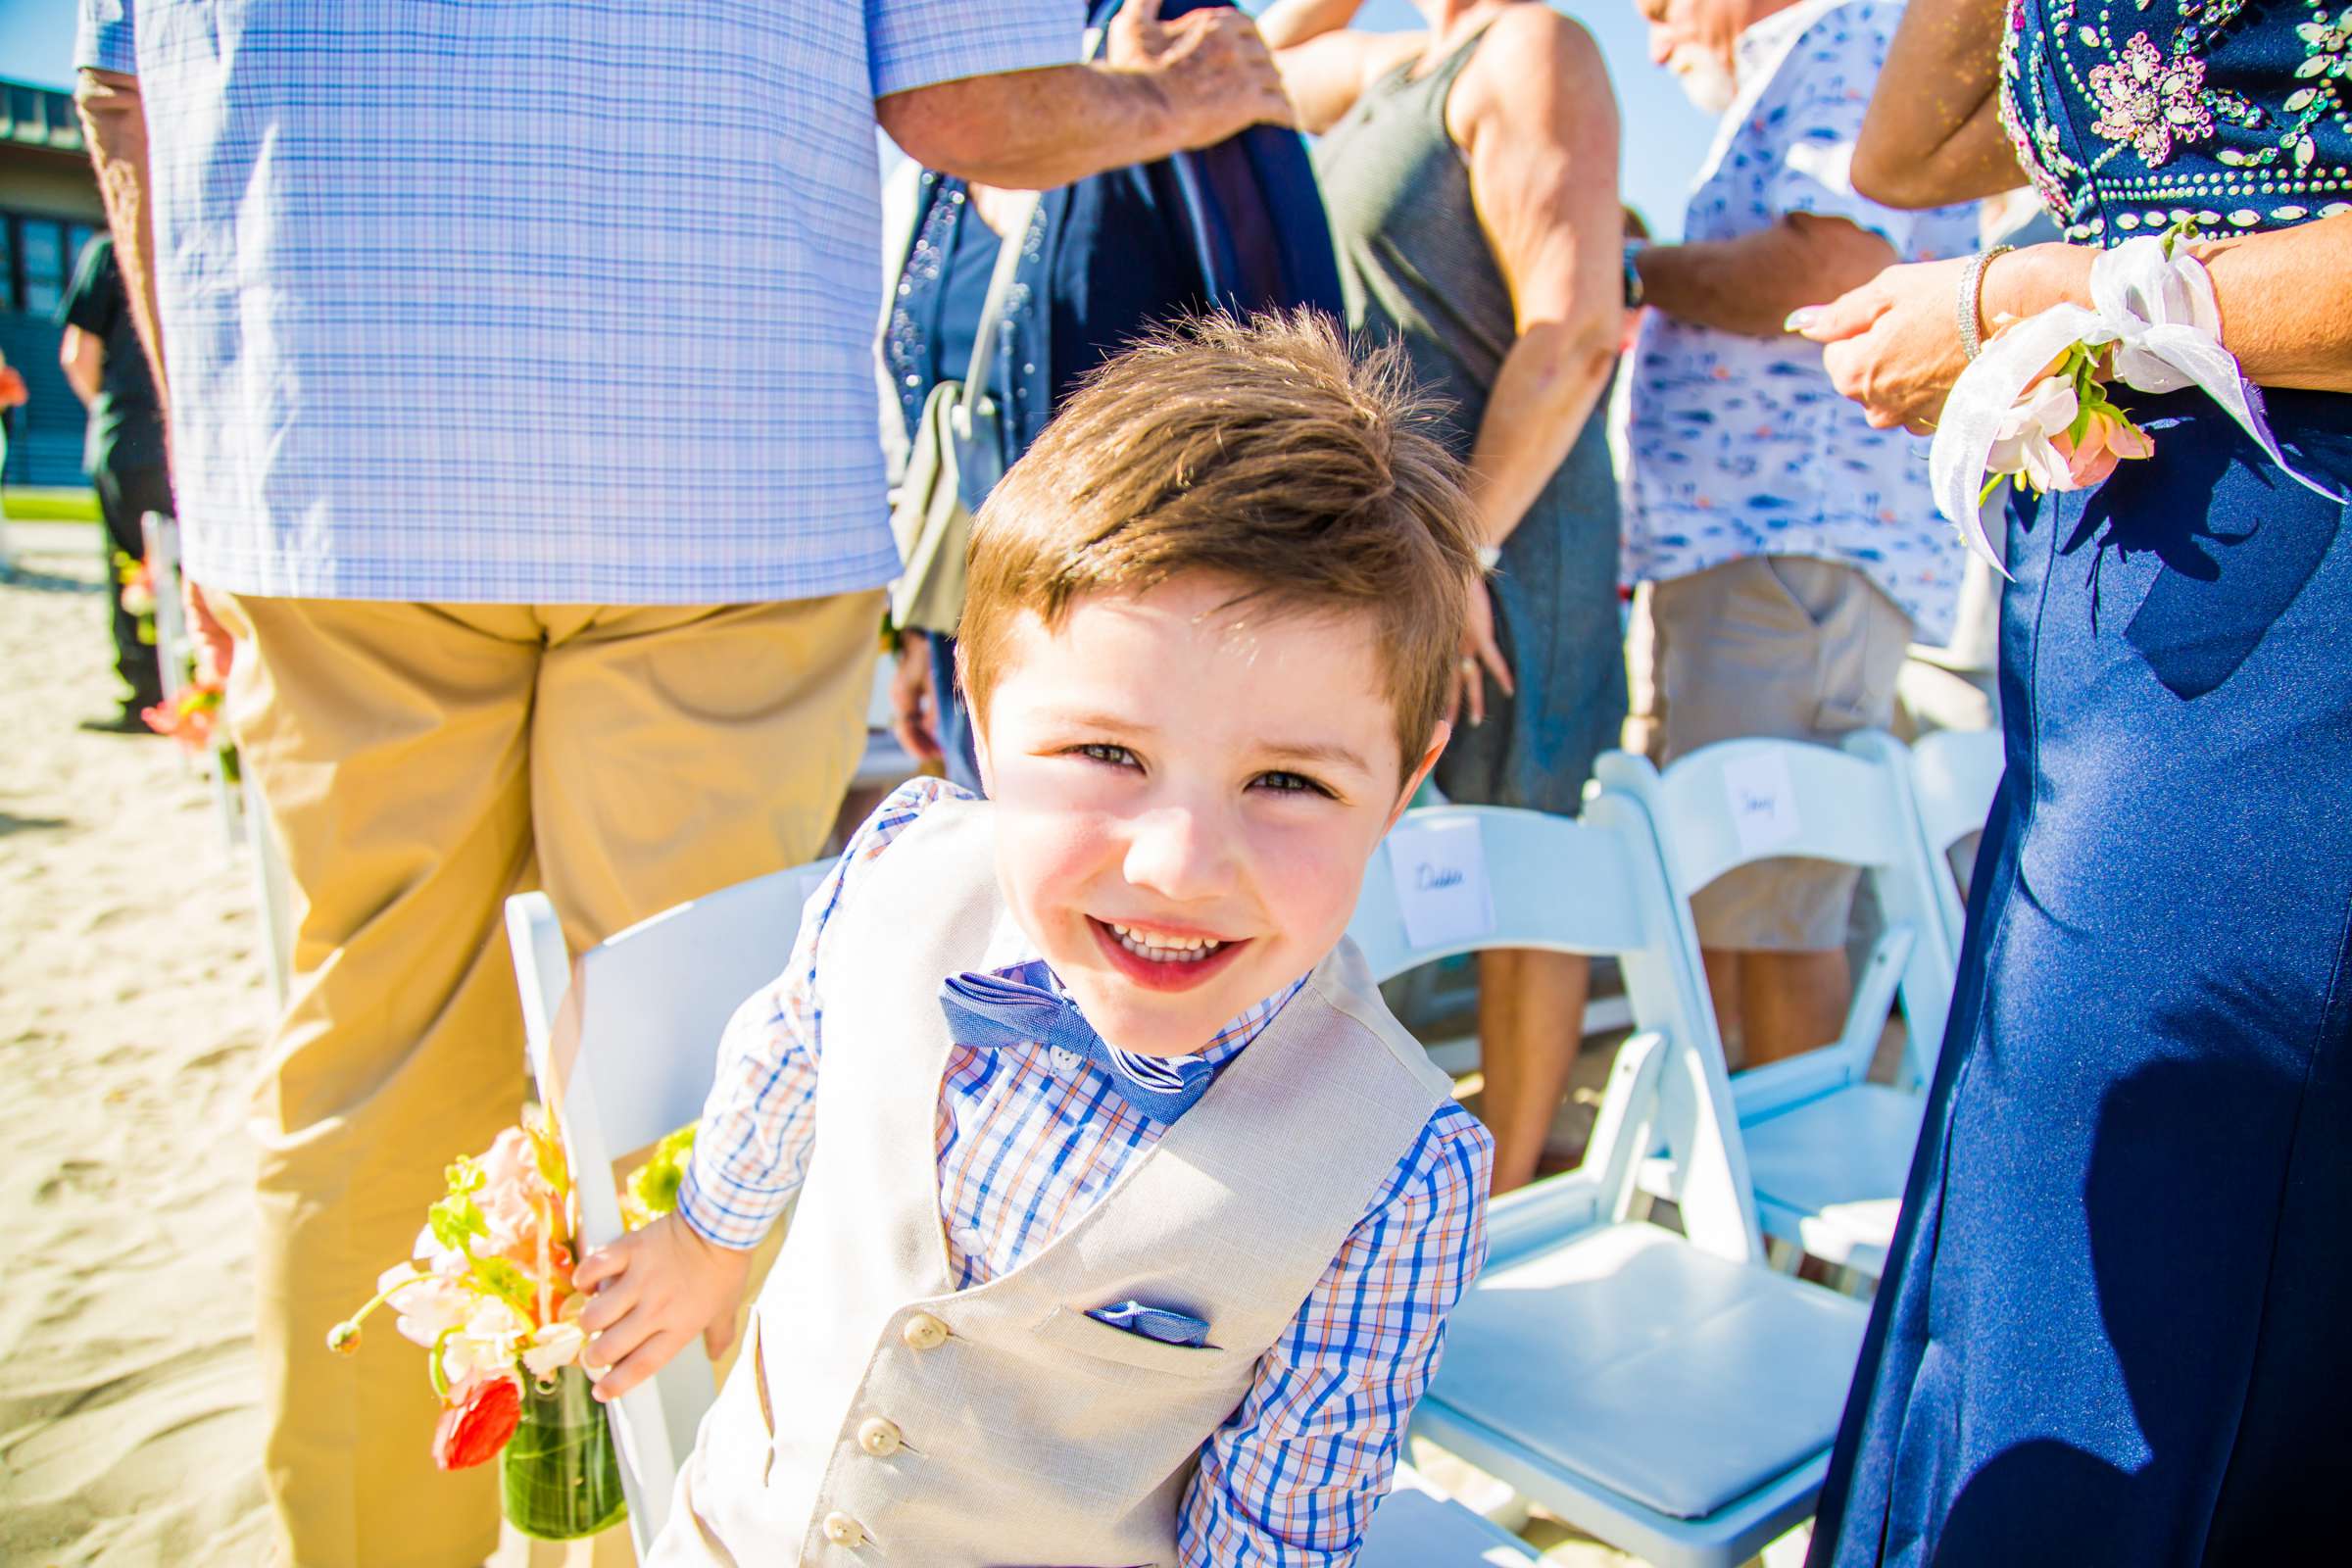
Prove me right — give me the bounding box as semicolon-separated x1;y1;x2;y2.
504;861;831;1556
1352;799;1869;1568
507;864;1554;1564
1907;725;2005;961
1594;735;1956;1279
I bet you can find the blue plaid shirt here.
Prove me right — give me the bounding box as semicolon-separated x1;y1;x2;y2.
680;778;1494;1564
74;0;1077;604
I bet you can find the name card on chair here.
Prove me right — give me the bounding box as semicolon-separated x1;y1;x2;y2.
1387;816;1496;951
1723;750;1802;858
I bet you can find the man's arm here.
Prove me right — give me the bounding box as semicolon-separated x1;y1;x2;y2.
1175;1104;1494;1562
74;69;168;419
61;325;104;408
1637;213;1898;340
877;0;1293;190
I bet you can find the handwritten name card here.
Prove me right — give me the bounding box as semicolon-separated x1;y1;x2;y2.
1387;815;1497;951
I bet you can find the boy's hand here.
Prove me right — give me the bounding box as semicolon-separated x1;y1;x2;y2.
571;1212;754;1402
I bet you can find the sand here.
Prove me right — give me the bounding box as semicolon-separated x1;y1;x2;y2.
0;522;276;1566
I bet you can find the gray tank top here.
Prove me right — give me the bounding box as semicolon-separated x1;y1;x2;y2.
1314;20;1627;818
1314;24;1520;451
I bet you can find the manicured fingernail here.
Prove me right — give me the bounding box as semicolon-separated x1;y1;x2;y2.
1784;307;1820;332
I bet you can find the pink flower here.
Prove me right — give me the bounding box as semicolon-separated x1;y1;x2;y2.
2053;428;2123;488
475;1126;562;1270
2053;407;2157;488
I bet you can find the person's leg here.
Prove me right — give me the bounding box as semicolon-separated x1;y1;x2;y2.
92;463;169;713
530;590;884;961
217;594;543;1568
1739;949;1853;1067
1480;948;1593;1194
1653;557;1913;1068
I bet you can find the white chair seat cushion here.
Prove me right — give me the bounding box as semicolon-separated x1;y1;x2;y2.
1426;1224;1867;1521
1361;1468;1540;1565
1743;1084;1923;1267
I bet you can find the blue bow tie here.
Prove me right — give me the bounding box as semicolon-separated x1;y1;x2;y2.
938;962;1215;1125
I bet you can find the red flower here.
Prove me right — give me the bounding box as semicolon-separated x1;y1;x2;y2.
432;1376;521;1470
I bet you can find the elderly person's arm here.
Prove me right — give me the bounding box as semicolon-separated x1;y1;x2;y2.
1446;7;1625;721
1844;0;2017;209
880;0;1293;189
1635;214;1898;340
73;69;168;418
1256;0;1424;133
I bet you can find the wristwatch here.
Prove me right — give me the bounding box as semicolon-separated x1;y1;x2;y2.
1622;240;1648;312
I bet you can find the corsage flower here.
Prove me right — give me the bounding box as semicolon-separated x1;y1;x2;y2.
1933;222;2340;572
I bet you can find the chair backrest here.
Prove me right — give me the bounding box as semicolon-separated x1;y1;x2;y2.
142;512;187;706
504;857;834;1555
1348;798;1762;1264
1907;725;2004;958
1593;733;1958;1091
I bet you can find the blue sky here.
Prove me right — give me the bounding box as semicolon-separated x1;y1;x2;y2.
0;0;1710;234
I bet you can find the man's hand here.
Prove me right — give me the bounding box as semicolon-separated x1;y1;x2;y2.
1106;0;1296;148
882;0;1294;189
889;631;946;763
571;1211;755;1402
185;579;235;683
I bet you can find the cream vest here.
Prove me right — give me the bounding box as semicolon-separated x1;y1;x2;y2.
653;799;1453;1567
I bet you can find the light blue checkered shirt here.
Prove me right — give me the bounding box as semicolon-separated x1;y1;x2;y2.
75;0;1078;603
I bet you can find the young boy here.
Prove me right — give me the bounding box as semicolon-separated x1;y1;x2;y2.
575;313;1496;1565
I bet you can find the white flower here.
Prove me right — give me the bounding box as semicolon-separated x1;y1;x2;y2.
519;1321;587;1377
381;1263;473;1349
1986;372;2081;489
439;1298;531;1391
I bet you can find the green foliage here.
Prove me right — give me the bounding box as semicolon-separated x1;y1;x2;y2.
468;1256;540;1317
621;1124;696;1231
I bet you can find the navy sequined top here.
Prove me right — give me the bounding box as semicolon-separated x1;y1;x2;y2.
2002;0;2352;244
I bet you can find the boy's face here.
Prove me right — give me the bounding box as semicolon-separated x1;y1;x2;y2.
974;574;1446;1057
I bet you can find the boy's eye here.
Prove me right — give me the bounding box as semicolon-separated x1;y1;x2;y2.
1251;769;1334;799
1072;743;1139;768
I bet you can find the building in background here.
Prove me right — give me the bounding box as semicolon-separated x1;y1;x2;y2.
1;76;104;489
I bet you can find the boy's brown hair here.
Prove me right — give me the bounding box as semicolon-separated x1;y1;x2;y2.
956;311;1481;777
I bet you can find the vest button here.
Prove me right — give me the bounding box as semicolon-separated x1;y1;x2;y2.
821;1510;866;1547
902;1311;950;1351
857;1416;904;1457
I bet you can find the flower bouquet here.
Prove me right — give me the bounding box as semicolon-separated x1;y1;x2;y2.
331;1113;660;1540
116;551;158;643
141;678;240;784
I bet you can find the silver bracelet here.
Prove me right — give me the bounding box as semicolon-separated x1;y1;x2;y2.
1956;244;2015;361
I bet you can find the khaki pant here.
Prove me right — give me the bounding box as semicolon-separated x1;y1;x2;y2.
1640;556;1913;951
215;591;883;1568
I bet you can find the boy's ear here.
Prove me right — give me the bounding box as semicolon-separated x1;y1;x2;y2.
1383;719;1451;835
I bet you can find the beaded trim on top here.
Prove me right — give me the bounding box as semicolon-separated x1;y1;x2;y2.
2000;0;2352;244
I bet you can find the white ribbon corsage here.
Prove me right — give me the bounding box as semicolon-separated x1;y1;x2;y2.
1932;223;2340;573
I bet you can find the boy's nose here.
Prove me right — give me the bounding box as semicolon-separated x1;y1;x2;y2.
1120;808;1237;905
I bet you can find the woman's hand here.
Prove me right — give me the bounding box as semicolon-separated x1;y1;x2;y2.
1790;255;1974;432
1451;577;1513;729
889;632;945;764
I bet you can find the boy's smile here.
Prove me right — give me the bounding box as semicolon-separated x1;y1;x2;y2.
973;573;1447;1058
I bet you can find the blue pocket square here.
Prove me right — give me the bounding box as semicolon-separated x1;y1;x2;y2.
1088;1300;1212;1348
